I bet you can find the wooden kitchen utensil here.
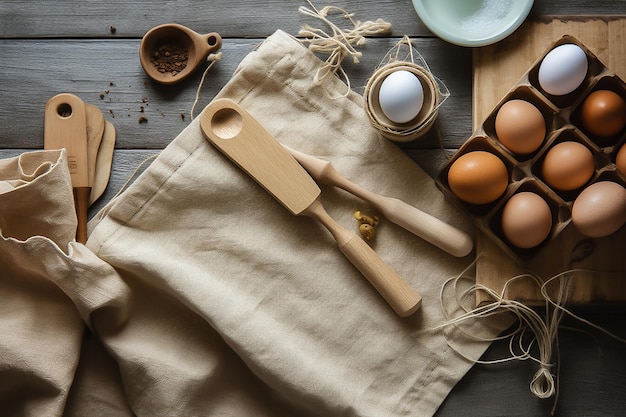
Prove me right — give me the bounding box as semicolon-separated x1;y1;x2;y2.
200;99;422;317
44;93;90;243
285;145;474;257
85;103;105;190
139;23;222;85
90;120;116;205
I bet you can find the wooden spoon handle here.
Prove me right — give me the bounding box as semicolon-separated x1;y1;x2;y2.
339;232;423;316
304;198;422;317
44;93;90;243
367;194;473;257
74;186;91;244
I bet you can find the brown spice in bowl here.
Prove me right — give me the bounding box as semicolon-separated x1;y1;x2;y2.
150;42;189;76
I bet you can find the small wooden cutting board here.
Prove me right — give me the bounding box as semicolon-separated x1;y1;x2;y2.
473;16;626;305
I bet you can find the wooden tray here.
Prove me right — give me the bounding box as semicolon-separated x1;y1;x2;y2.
473;16;626;305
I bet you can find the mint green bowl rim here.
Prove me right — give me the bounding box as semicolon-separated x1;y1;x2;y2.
412;0;534;47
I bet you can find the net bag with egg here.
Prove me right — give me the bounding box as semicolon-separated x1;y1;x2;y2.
364;36;450;142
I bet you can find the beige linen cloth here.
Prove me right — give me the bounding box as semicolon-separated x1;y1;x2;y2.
0;30;502;416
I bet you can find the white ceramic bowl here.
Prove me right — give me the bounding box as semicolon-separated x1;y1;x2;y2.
412;0;534;47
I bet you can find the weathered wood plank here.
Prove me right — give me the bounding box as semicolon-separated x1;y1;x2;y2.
0;0;429;38
437;309;626;417
2;0;625;39
0;37;472;151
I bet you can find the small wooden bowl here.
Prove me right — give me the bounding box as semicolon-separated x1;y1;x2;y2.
139;23;222;85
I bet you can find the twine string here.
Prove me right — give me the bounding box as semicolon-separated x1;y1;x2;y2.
93;52;223;221
435;254;626;415
112;153;160;201
363;36;450;138
298;1;391;98
190;52;223;120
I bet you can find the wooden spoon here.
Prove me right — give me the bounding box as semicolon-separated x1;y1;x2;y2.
44;93;90;243
139;23;222;85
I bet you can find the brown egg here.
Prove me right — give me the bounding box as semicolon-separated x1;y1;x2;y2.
542;141;595;191
580;90;626;137
501;192;552;248
572;181;626;237
495;99;546;154
447;151;508;205
616;144;626;176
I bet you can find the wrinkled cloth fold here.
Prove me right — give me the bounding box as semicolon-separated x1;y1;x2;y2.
1;30;500;417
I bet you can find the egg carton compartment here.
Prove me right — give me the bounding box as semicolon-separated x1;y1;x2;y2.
481;85;563;162
611;136;626;181
527;35;606;109
529;126;608;202
437;135;517;217
436;34;626;263
595;165;626;185
486;179;570;261
570;74;626;149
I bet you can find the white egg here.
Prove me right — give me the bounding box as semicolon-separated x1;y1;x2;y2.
378;70;424;124
538;44;588;96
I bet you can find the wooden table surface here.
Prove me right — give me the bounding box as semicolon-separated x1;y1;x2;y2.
1;1;625;415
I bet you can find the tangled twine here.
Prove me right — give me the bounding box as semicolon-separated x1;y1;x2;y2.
435;250;626;416
298;1;391;98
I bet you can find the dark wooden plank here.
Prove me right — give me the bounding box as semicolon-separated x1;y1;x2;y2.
2;0;626;39
0;37;472;151
436;307;626;417
0;38;249;150
0;0;430;38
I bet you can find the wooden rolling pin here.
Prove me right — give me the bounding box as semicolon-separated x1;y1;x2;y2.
285;146;474;257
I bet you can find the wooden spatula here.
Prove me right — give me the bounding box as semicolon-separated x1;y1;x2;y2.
85;103;105;190
89;120;116;205
200;99;422;317
44;93;90;243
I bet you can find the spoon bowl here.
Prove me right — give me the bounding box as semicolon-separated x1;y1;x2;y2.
140;23;222;85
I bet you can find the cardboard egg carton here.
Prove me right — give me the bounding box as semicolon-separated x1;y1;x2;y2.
437;35;626;263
